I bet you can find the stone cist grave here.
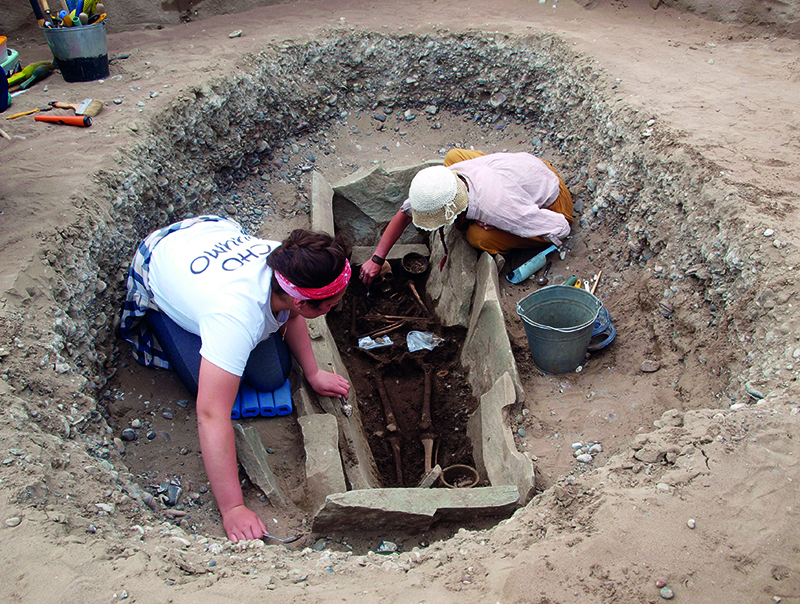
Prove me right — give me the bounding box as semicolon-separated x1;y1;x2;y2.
293;167;536;533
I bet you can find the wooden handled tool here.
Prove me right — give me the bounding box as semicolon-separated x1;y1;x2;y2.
49;99;103;117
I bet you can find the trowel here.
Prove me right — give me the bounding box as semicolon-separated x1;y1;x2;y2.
263;533;301;544
506;245;564;284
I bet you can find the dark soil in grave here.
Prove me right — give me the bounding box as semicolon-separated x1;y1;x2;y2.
327;265;480;488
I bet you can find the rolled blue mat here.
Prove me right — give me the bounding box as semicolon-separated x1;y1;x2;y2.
239;384;261;418
258;390;276;417
230;393;241;420
273;378;293;416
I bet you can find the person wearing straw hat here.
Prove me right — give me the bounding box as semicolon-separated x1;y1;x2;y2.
360;149;574;284
120;216;351;542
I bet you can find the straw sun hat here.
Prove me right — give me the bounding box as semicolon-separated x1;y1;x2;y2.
408;166;469;231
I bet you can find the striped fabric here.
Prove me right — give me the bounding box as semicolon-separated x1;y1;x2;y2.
119;215;235;369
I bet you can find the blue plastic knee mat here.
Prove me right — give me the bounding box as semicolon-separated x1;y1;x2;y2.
231;379;293;420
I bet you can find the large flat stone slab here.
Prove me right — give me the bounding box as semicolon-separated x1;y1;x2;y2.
299;413;347;514
312;485;520;533
331;161;441;246
467;372;536;504
234;424;285;507
426;224;479;327
310;171;335;235
462;252;525;402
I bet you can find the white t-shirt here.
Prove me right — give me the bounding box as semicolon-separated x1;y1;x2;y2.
148;220;289;376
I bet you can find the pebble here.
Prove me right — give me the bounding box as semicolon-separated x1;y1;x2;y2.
687;518;696;529
764;228;774;237
121;429;136;442
229;30;243;38
659;586;674;599
576;453;593;463
655;578;667;588
517;428;526;437
131;419;142;429
5;517;21;527
640;359;661;373
162;411;174;420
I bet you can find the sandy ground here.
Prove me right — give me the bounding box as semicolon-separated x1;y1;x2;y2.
1;0;800;602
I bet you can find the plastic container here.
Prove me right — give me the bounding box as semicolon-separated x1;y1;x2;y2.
1;47;19;77
516;285;603;374
0;64;8;113
41;22;109;82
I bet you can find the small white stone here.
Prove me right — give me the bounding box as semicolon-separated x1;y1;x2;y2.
5;517;21;527
589;443;603;454
764;228;774;237
576;454;593;463
571;442;584;450
687;518;696;529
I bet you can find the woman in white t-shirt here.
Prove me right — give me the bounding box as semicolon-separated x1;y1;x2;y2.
121;216;350;542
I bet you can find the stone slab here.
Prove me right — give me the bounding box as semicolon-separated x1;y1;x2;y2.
425;224;478;327
305;316;382;490
351;244;430;267
234;424;285;507
467;372;536;504
462;252;525;402
299;413;347;514
331;160;442;246
310;171;335;235
312;485;520;533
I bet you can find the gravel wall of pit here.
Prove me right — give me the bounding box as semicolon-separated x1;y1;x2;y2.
10;30;792;533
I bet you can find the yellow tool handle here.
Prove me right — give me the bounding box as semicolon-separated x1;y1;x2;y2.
5;108;42;120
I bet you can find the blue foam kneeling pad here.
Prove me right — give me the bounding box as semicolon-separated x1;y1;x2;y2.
258;389;276;417
231;393;241;420
239;384;261;418
231;379;293;419
273;378;293;416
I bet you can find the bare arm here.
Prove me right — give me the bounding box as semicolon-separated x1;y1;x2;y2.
196;358;267;542
282;314;350;397
359;210;413;285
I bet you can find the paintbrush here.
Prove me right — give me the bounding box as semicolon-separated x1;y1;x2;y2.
49;98;103;117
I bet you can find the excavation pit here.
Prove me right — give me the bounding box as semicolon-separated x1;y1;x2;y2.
60;30;767;550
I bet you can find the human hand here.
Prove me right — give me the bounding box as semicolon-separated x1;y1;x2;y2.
359;259;382;285
307;368;350;399
222;503;268;543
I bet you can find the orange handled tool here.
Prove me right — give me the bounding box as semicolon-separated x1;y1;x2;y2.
35;114;92;127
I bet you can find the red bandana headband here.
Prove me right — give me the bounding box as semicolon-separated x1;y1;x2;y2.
274;259;351;301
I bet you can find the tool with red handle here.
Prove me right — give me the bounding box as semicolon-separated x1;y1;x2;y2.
34;114;92;127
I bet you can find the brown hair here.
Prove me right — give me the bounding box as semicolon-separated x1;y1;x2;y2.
267;229;350;304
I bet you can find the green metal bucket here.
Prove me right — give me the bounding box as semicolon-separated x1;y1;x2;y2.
516;285;603;374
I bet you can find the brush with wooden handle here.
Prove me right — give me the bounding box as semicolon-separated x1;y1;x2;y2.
49;99;103;117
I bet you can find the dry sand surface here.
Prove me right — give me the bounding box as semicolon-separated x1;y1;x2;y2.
1;1;800;602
